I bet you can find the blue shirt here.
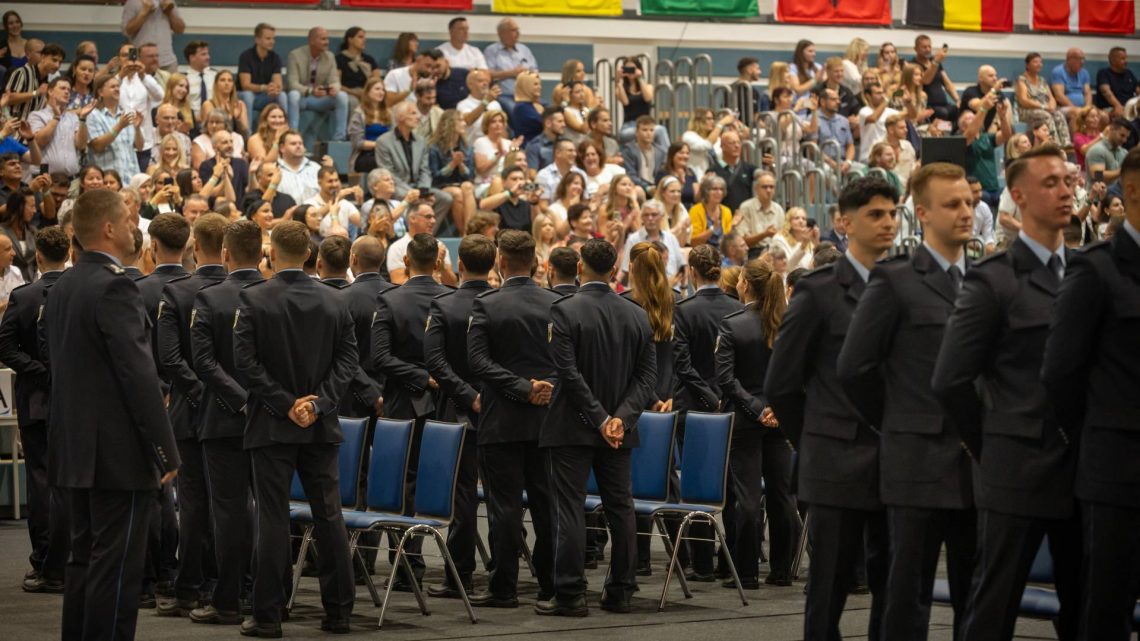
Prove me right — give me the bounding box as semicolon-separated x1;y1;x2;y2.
483;42;538;98
845;249;871;282
512;102;544;146
0;136;28;157
816;112;853;163
1050;64;1090;107
86;106;140;182
922;242;967;275
1018;230;1066;277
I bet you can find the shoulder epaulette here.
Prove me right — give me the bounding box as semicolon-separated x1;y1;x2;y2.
722;307;748;320
973;249;1010;268
241;279;270;289
441;283;457;291
1076;239;1110;254
319;279;348;290
474;288;499;299
103;263;126;275
802;262;836;279
433;289;459;300
378;285;399;296
9;281;33;295
167;274;192;284
551;292;574;304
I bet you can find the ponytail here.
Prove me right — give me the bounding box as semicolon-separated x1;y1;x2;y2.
629;241;674;342
742;258;787;347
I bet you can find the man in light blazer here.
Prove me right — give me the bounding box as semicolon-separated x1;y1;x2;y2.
376;100;455;230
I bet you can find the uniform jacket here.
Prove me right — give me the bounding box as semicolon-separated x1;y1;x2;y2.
338;272;393;417
715;303;777;446
0;270;61;426
424;279;492;428
371;274;447;420
673;287;743;413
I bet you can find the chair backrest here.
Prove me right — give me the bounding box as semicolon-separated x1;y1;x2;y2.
365;418;415;514
413;421;466;523
631;410;677;502
587;469;599;495
677;411;734;508
338;417;370;508
289;416;370;508
1028;537;1054;584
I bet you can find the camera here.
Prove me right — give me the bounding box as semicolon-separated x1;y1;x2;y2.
164;177;174;186
521;182;541;193
622;65;637;75
806;218;818;230
128;47;138;62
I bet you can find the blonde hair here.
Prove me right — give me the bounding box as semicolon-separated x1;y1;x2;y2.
768;61;791;98
628;242;674;342
515;71;540;102
162;73;195;127
430;109;465;149
844;38;869;69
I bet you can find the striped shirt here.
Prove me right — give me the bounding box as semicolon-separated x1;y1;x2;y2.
4;63;44;120
86;106;140;180
28;106;81;177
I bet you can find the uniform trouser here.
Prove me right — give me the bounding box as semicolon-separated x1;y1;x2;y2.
481;440;555;598
442;433;479;588
805;504;889;641
960;508;1082;641
62;488;153;641
250;443;354;624
729;433;797;580
1080;501;1140;641
548;445;637;602
173;438;213;602
202;437;253;612
20;421;68;581
142;484;177;595
883;505;976;641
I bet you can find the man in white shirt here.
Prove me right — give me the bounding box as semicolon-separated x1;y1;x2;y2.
733;171;786;256
29;78;86;177
456;69;502;146
618;200;685;284
182;40;216;115
536;139;585;205
0;235;25;321
384;51;438;107
275;130;321;204
305;166;362;238
885;113;917;188
436;17;487;71
386;201;456;286
115;43;165;171
968;175;996;253
121;0;185;72
858;83;899;163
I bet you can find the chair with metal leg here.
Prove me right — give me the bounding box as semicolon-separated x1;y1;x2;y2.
631;411;691;598
286;416;371;610
634;411;747;611
343;420;478;629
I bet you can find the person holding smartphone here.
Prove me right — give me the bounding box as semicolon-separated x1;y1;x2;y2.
83;73;145;181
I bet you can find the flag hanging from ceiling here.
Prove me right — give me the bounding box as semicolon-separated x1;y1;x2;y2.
493;0;622;16
642;0;758;19
1032;0;1135;35
906;0;1014;32
774;0;891;25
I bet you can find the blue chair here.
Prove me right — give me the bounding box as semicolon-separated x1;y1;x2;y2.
932;538;1064;622
286;416;370;610
342;420;477;628
633;411;748;611
630;411;693;598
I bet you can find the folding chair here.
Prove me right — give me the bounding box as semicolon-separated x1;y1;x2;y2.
630;411;694;598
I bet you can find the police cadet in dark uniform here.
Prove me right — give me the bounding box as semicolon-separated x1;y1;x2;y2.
317;236;352;289
1042;147;1140;641
43;190;180;641
547;246;579;295
467;230;561;607
233;220;358;637
186;219;264;625
156;214;229;617
538;238;657;617
422;234;496;599
0;227;69;593
836;164;977;641
714;259;797;590
932;143;1081;641
339;236;393;419
135;213;191;603
765;176;899;641
672;244;741;580
371;229;449;589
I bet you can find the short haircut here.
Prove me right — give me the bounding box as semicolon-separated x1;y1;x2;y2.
182;40;208;63
270;220;312;262
224;219;264;264
1005;142;1066;188
1110;46;1126;57
458;234;497;273
254;23;275;37
318;236;351;273
34;226;70;263
966;174;981;184
317;165;338;181
183;193;209;211
351;236;385;272
1110;117;1132;130
278;128;303;147
148;212;191;251
910;162;967;208
464;210;500;236
414;78;436;96
448;17;467;30
786;267;808;289
580;238;617;275
496;229;536;272
407;232;439;271
813;245;842;267
736;56;759;73
501;165;525;181
567;202;592;225
40;43;64;60
304;239;319;270
548;246;579;280
71;190;126;249
838;175;899;215
542;106;564;123
47;76;70;91
635;115;656;128
193;213;228;255
586;107;609;128
1120;146;1140;183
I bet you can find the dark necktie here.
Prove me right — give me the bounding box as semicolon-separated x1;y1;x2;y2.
948;265;963;290
199;72;208;107
1047;254;1064;283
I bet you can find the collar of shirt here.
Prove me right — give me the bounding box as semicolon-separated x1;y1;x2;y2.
922;241;967;274
1018;230;1066;269
697;283;720;291
581;280;608;288
504;275;532;286
230;268;260;277
1124;219;1140;248
406;274;435;283
277;268;305;275
155;263;182;270
93;251;123;267
844;249;871;282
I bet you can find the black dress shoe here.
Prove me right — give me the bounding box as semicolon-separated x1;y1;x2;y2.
190;605;242;625
320;617;351;634
156;597;198;617
139;593;156;609
849;584;870;595
534;595;588;617
636;563;653;577
426;583;471;599
684;570;717;582
469;591;518;608
24;569;38;581
239;618;282;638
23;575;64;594
722;577;760;590
583;557;598;570
599;596;632;613
764;574;793;587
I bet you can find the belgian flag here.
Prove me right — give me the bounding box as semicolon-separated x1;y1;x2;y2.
906;0;1014;32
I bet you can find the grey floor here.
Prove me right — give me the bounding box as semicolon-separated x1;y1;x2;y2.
0;517;1060;640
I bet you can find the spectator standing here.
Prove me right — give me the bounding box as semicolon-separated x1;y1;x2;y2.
1095;47;1138;115
201;70;248;141
959;65;1002;131
858;83;899;163
483;18;537;117
336;26;381;116
377;101;455;226
512;71;545;146
1050;48;1092;114
0;11;29;72
182;40;215;117
275;129;322;204
734;171;784;257
115;43;164;171
121;0;184;73
457;69;503;147
961;92;1013;211
30;77;89;177
5;42;63;121
437;17;486;70
912;35;959;125
711;129;755;212
237;23;288;133
66;54;97;111
789;39;824;104
84;74;144;182
287;28;349;142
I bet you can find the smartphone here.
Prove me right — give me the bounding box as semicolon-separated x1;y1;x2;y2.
39;163;49;176
164;177;174;186
893;89;905;99
1093;170;1104;183
806;218;818;230
128;47;138;62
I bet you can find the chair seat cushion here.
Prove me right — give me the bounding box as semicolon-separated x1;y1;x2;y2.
342;510;444;530
584;495;604;512
633;499;718;517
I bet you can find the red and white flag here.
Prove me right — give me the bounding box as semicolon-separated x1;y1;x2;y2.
1032;0;1134;35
